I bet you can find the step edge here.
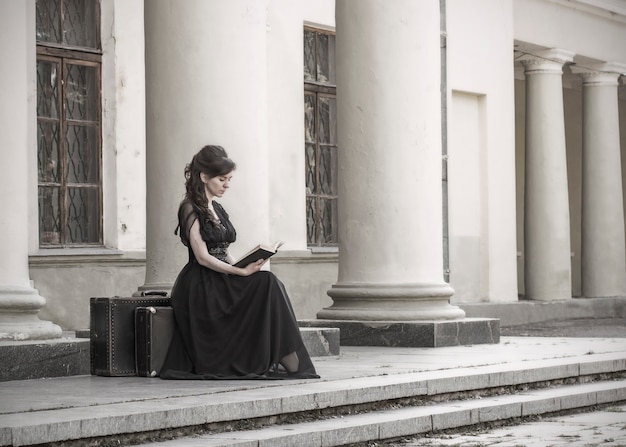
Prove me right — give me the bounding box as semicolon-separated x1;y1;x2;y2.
2;358;625;446
109;380;626;447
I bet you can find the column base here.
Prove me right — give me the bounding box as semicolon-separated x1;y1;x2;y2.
300;318;500;347
0;286;63;341
0;318;63;341
321;282;466;320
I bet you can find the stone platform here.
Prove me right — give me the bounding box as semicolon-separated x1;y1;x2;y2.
0;327;339;383
0;335;89;382
1;335;625;446
300;317;499;347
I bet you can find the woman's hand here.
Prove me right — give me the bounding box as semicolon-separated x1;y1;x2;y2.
238;258;268;276
188;219;269;276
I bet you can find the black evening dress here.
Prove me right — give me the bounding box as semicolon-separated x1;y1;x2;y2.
160;200;319;380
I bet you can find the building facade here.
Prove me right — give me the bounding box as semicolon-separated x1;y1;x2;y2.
0;0;624;338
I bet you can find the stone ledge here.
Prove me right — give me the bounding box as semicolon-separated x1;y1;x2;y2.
299;327;340;356
299;318;500;347
0;337;90;382
0;327;337;382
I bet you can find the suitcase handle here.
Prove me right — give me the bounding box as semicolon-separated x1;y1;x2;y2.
140;290;169;297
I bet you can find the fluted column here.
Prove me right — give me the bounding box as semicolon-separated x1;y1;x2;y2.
139;1;269;294
319;0;464;321
573;64;626;297
0;0;61;340
520;49;574;301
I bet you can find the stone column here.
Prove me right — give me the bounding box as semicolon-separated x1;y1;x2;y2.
0;0;61;340
573;64;626;297
139;1;269;294
318;0;465;321
520;49;574;301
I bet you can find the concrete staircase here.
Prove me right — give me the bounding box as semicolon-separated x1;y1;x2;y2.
1;337;625;447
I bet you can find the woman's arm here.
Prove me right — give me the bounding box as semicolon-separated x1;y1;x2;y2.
188;219;266;276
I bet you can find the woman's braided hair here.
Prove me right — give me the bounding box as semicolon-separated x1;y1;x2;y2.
184;145;236;228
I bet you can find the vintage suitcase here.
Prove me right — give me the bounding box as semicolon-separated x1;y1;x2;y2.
135;306;176;377
90;293;170;376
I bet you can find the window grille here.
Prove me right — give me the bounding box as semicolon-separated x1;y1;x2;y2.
304;27;338;247
36;0;102;246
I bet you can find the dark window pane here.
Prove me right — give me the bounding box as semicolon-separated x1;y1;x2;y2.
305;143;316;195
39;186;60;245
316;33;335;85
319;146;337;196
37;60;60;119
65;63;98;121
318;96;336;144
67;187;99;243
63;0;98;48
304;93;316;143
320;198;337;244
66;124;98;183
306;197;318;245
38;122;60;183
304;29;316;82
36;0;61;43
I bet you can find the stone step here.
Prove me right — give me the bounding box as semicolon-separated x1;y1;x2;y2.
135;379;626;447
1;351;624;446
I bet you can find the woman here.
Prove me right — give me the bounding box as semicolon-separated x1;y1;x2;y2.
160;145;319;379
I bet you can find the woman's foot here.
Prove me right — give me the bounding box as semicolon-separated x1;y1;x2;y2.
280;351;299;373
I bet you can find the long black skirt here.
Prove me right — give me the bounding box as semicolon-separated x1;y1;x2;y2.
160;262;319;380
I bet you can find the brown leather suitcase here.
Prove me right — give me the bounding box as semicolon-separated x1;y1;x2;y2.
90;294;170;376
135;306;175;377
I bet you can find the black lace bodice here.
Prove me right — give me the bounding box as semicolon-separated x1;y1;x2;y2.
176;199;237;262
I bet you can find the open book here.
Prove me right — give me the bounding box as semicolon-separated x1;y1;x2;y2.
232;241;284;268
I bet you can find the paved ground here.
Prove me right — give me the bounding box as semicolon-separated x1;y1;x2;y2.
366;318;626;447
501;318;626;338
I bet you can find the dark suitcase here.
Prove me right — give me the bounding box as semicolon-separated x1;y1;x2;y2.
90;293;170;376
135;306;176;377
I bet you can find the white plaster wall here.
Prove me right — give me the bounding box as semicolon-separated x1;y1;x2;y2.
302;0;336;29
34;257;145;330
446;0;519;303
267;0;309;252
448;92;487;302
107;0;146;252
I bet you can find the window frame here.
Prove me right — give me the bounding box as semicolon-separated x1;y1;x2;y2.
36;0;103;248
304;26;338;248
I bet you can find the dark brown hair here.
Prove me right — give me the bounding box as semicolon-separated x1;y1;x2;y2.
184;145;236;226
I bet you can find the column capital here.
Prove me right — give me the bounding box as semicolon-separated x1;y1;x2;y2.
571;62;626;86
518;48;575;75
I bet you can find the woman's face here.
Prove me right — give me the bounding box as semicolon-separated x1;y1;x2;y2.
201;171;233;200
